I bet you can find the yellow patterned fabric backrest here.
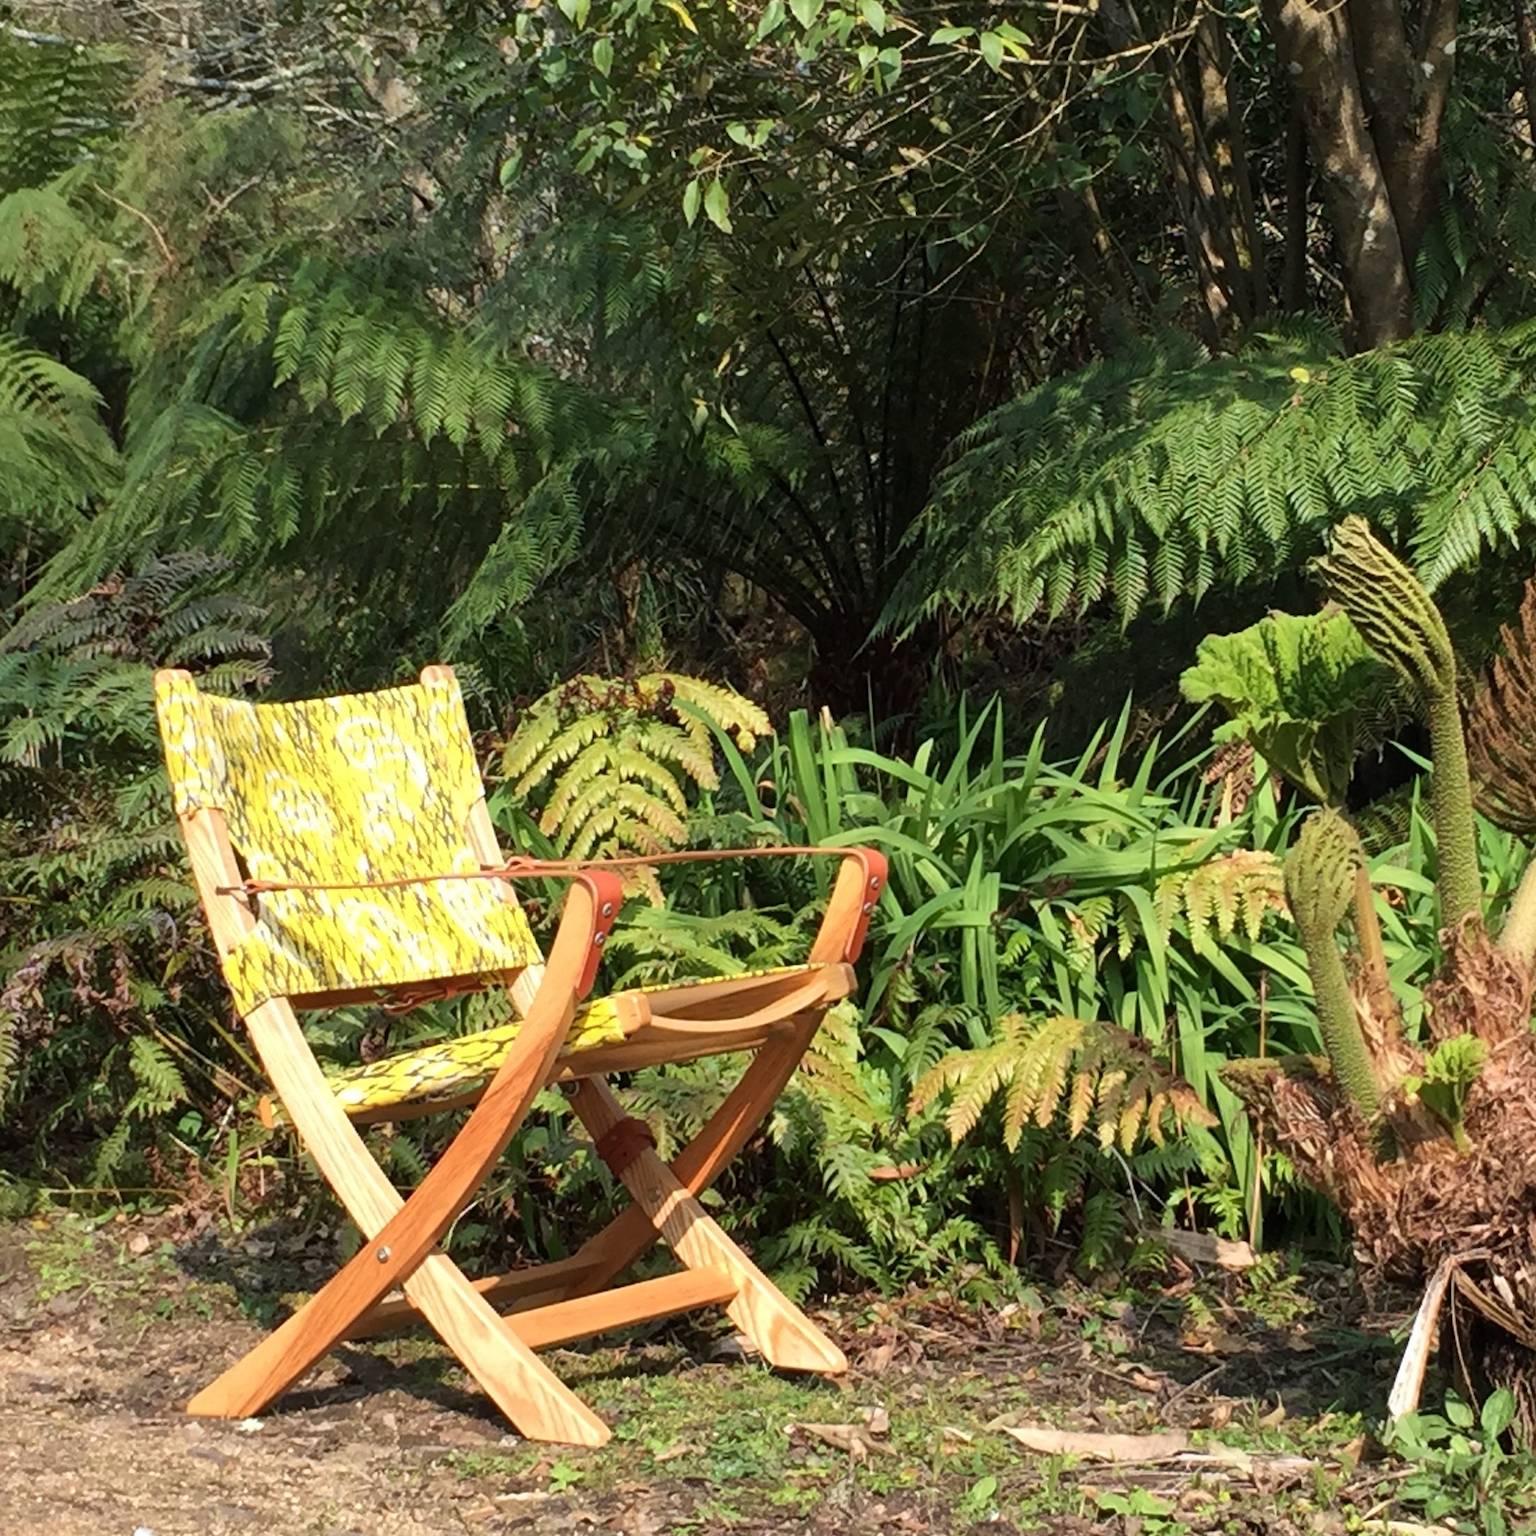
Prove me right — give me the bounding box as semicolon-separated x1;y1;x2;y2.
155;669;541;1015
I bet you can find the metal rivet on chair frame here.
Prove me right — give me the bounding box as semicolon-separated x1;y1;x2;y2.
594;932;607;945
376;1246;392;1263
601;902;614;916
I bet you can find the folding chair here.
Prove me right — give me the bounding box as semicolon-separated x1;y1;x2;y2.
153;664;885;1446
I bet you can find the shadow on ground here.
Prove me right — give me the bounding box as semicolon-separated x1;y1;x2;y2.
0;1210;1429;1536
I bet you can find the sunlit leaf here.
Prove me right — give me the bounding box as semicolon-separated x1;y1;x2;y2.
704;179;733;233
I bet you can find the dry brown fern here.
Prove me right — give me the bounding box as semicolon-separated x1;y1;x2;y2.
1468;577;1536;836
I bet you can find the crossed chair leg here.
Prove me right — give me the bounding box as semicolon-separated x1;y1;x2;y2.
186;993;615;1445
564;1074;847;1375
189;1005;844;1446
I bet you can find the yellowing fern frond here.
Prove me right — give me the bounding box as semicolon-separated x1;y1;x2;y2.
911;1013;1215;1153
661;673;770;752
497;670;771;901
1153;849;1287;952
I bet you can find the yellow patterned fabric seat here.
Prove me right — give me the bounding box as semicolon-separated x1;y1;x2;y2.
323;964;818;1118
154;670;544;1016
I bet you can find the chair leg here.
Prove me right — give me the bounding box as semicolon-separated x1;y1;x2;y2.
203;996;611;1445
401;1254;613;1444
568;1077;847;1374
565;1013;823;1296
192;1244;609;1444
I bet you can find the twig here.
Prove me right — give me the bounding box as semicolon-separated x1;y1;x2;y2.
202;175;262;222
90;183;178;270
3;22;71;46
164;58;331;95
1162;1361;1228;1407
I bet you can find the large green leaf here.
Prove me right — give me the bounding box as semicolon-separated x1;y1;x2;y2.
1180;609;1389;805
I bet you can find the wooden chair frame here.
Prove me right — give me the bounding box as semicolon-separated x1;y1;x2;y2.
163;664;886;1446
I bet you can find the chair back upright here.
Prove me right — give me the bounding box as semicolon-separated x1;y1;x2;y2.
153;667;540;1016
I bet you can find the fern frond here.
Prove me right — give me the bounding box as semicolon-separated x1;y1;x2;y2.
913;1013;1215;1154
498;670;772;873
1157;850;1288;953
890;328;1536;634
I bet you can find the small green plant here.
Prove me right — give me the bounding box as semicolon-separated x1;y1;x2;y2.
1387;1390;1535;1536
1404;1036;1488;1153
1094;1488;1186;1534
957;1473;999;1521
546;1460;584;1492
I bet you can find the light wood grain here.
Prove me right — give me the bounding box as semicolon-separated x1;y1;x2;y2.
808;850;886;965
563;853;879;1297
348;1254;605;1340
507;1269;738;1350
347;970;850;1122
570;1079;847;1374
628;964;853;1020
564;1016;833;1296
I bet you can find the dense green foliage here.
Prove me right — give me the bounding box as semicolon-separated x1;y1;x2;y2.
4;0;1536;1302
894;328;1536;633
1181;609;1389;807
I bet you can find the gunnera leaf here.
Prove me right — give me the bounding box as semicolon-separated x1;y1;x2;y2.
1180;609;1390;806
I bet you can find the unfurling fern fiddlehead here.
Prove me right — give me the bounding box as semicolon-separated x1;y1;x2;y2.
1284;810;1381;1118
1314;518;1481;929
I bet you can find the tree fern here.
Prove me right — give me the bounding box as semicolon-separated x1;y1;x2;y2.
0;554;268;1178
0;69;626;633
0;34;133;196
0;337;117;542
890;326;1536;633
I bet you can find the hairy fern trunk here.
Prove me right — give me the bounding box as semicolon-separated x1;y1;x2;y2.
1218;523;1536;1433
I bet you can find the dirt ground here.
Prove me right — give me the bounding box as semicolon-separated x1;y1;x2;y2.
0;1211;1437;1535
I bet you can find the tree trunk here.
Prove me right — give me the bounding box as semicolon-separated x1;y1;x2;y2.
1165;62;1241;340
1515;0;1536;151
1346;0;1425;249
808;624;936;727
1197;14;1267;321
1054;186;1136;348
1281;96;1310;312
1346;0;1458;265
1097;0;1264;342
1261;0;1414;348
